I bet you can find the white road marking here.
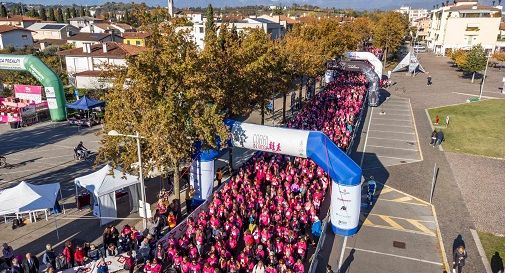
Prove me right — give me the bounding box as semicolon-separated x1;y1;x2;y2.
372;117;413;123
338;236;348;270
367;136;416;142
369;130;415;135
347;247;443;265
360;107;373;167
451;92;500;99
375;112;411;117
365;154;421;161
409;98;423;161
367;145;419;152
371;123;414;128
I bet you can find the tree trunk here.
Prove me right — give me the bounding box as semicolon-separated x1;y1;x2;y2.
282;93;287;123
383;46;388;68
471;72;475;83
172;161;180;200
260;101;265;125
298;76;304;109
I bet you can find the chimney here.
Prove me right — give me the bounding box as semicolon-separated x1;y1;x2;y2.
110;29;115;42
102;43;107;53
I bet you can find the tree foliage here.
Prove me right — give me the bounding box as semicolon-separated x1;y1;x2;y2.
373;11;409;63
461;44;487;83
0;4;7;17
40;7;47;21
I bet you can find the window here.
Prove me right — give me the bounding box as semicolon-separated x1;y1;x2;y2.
135;40;141;46
199;27;204;33
21;34;27;40
127;40;130;45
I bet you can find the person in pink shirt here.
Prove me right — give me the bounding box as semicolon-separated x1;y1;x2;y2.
188;259;201;273
202;262;214;273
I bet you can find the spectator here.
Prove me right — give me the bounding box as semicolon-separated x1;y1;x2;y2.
62;240;74;268
186;186;195;215
103;227;114;256
87;244;102;261
74;246;86;266
216;168;223;187
106;244;118;257
42;244;57;270
2;243;14;267
21;253;39;273
123;251;135;273
96;259;108;273
253;261;266;273
10;258;22;273
435;130;444;147
453;246;467;273
430;130;437;145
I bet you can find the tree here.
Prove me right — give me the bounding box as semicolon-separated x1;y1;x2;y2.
272;7;283;15
461;44;487;83
492;51;505;62
56;8;64;23
373;11;409;66
204;4;216;44
71;7;78;18
449;49;468;68
48;7;56;22
79;6;85;17
99;23;228;202
0;4;7;17
85;9;91;17
64;8;71;22
40;7;47;21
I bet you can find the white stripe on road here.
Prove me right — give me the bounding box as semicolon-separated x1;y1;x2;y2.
367;145;419;152
372;117;413;123
367;136;416;142
371;123;414;128
369;130;415;135
360;107;373;167
346;247;443;265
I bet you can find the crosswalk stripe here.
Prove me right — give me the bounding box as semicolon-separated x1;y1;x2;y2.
380;187;394;194
391;196;413;202
406;219;436;236
378;215;405;230
360;215;374;226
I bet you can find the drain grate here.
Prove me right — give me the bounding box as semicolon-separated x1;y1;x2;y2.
393;241;406;249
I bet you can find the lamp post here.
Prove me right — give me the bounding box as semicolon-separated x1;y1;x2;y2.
107;130;148;230
479;53;491;100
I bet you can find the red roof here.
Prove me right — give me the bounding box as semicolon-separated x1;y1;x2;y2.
122;32;151;39
0;16;41;22
74;70;106;77
0;25;32;34
57;42;147;58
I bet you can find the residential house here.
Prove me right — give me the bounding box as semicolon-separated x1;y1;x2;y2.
0;25;33;49
414;17;431;42
427;0;502;55
57;42;147;89
217;17;284;39
66;32;123;48
27;23;79;40
68;16;104;29
80;22;134;34
122;32;151;47
0;16;41;28
395;6;429;25
257;15;297;33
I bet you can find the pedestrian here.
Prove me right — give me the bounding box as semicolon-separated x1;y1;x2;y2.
10;258;22;273
22;253;39;273
42;244;57;270
430;129;437;145
62;240;74;268
216;168;223;187
186;186;195;215
453;246;467;273
446;115;450;127
427;75;432;86
74;245;86;266
435;115;440;125
435;130;444;147
2;243;14;267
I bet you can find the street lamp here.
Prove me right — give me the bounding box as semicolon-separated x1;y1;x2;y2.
479;53;492;100
107;130;148;230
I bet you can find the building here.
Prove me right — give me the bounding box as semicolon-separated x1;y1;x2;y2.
396;6;429;25
68;16;104;29
414;17;431;41
58;42;147;89
66;32;123;48
218;18;284;39
27;23;79;40
122;32;151;47
80;23;134;34
0;25;33;49
427;0;502;55
0;16;41;28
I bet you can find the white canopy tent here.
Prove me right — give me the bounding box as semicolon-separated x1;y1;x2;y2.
0;181;62;222
392;52;426;75
74;165;141;226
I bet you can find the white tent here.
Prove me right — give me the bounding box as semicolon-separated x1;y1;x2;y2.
0;181;61;218
74;165;141;226
392;52;426;74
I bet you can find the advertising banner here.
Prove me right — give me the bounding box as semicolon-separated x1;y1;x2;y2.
0;56;25;71
14;85;43;103
330;182;361;232
59;253;132;273
229;122;310;158
189;159;215;200
345;51;383;77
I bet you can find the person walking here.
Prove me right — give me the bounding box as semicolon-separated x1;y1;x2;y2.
216;168;223;187
2;243;14;266
435;130;445;147
427;75;432;86
453;246;467;273
22;253;39;273
446;115;450;127
42;244;57;270
430;129;437;145
435;115;440;125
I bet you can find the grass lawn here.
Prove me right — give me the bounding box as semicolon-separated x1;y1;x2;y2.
427;99;505;158
478;231;505;267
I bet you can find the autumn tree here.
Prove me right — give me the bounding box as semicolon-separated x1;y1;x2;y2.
373;11;409;66
40;7;47;21
98;23;228;201
450;49;468;68
461;44;487;83
71;7;78;18
48;7;56;22
0;4;7;17
64;8;71;22
79;6;85;17
56;8;64;23
204;4;216;44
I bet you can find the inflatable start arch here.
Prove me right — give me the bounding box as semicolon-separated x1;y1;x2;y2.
0;55;66;121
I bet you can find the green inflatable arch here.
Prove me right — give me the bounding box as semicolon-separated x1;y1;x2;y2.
0;54;66;121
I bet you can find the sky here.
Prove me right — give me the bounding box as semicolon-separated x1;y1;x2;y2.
14;0;443;10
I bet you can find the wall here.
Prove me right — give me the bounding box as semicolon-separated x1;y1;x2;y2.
0;30;33;49
124;38;145;47
66;56;127;74
443;17;500;52
75;75;113;89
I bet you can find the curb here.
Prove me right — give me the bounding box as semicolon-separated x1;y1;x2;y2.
431;205;450;272
409;98;424;161
470;229;493;273
424;108;444;151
